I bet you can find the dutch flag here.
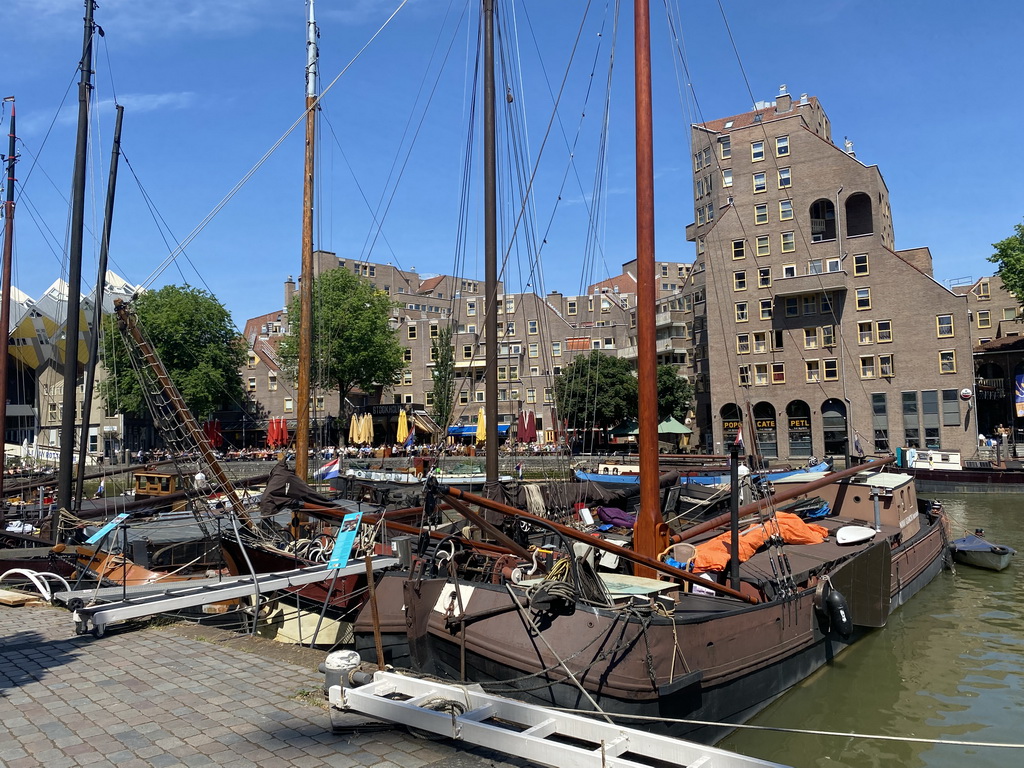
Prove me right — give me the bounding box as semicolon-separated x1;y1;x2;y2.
318;458;341;480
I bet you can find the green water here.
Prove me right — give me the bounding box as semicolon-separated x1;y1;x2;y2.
719;493;1024;768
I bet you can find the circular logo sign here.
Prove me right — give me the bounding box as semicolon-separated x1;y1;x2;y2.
960;388;973;400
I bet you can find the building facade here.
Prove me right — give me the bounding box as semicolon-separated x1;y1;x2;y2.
685;87;976;460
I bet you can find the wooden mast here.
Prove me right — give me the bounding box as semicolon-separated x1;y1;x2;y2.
0;98;17;501
632;0;668;575
57;0;96;513
295;0;318;484
482;0;499;485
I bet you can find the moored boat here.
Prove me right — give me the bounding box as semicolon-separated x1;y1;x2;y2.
949;529;1016;571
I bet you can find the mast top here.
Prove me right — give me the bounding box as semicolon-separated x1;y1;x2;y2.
306;0;318;100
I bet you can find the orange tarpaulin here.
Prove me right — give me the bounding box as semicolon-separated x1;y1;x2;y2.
691;512;829;574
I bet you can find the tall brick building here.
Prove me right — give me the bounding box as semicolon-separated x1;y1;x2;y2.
684;87;976;459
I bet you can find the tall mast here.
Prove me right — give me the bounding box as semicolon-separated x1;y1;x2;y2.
58;0;96;513
482;0;499;485
632;0;667;575
75;104;123;506
295;0;317;483
0;97;17;501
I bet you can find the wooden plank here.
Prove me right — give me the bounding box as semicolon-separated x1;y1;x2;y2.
0;589;35;606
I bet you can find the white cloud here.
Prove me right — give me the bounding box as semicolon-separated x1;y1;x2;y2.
100;92;196;114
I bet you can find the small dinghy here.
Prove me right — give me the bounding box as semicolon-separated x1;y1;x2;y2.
950;529;1017;572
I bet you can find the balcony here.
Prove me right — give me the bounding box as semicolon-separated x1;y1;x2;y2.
771;270;848;298
655;310;689;328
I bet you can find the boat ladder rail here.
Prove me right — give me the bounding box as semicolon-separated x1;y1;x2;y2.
330;670;789;768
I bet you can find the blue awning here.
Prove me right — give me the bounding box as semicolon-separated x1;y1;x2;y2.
447;424;511;436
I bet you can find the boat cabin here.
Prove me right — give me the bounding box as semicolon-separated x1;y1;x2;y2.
133;471;180;500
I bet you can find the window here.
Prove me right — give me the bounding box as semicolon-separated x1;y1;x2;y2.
856;287;871;310
528;343;539;358
736;333;750;354
779;199;793;220
738;365;751;386
526;388;536;403
902;391;920;448
459;390;469;405
1003;307;1019;321
428;324;439;339
942;389;961;426
403;349;413;363
758;267;772;288
754;203;769;225
939;350;956;373
467;301;476;316
753;332;768;353
823;358;839;380
783;264;797;278
543;387;554;404
802;295;817;315
825;257;841;272
403;371;413;386
505;321;516;336
808;259;824;275
772;362;786;383
754;363;769;385
876;319;892;342
732;239;745;259
407;324;417;340
879;354;894;378
497;366;508;381
977;310;991;329
247;377;257;391
751;141;765;161
247;354;257;369
977;280;990;299
858;320;874;345
805;360;821;382
853;254;869;276
785;297;799;317
284;397;294;412
720;136;731;159
735;302;749;322
756;235;770;257
463;345;473;359
759;299;773;319
552;341;562;356
475;390;485;403
936;314;954;337
804;328;818;349
778;167;791;188
873;392;890;451
821;324;835;347
733;271;747;291
425;392;435;406
722;168;733;188
860;356;876;379
781;231;795;252
567;300;577;315
821;292;834;314
753;172;767;193
430;346;439;362
506;297;515;314
775;135;790;156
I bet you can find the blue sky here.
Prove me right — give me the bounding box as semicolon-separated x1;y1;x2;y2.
3;0;1023;328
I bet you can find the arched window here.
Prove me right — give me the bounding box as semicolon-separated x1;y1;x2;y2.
753;402;778;458
786;400;812;457
821;398;848;456
720;403;742;447
845;192;873;237
809;199;836;242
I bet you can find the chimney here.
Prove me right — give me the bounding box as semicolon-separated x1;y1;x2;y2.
284;275;295;308
776;84;792;113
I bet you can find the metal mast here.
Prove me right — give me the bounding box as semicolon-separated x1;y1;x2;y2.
483;0;499;485
632;0;668;574
0;97;17;501
295;0;317;483
75;104;123;506
58;0;96;513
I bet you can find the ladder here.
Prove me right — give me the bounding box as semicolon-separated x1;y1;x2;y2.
330;670;790;768
66;557;398;636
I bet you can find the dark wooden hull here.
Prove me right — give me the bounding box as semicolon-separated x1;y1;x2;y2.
908;466;1024;493
401;512;948;744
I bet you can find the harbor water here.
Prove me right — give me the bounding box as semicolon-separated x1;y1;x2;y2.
719;492;1023;767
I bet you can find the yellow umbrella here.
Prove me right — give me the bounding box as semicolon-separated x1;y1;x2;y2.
365;413;375;446
476;406;487;444
348;414;358;444
396;410;409;444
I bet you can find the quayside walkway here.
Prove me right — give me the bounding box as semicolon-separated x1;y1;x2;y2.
0;603;530;768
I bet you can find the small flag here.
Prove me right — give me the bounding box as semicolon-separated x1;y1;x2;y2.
318;458;340;480
734;425;744;451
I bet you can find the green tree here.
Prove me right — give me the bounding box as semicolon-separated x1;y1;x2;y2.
657;364;693;422
278;268;405;418
429;323;456;435
990;221;1024;303
99;285;245;420
554;350;638;431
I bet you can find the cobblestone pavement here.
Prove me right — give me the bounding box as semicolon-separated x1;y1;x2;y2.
0;604;534;768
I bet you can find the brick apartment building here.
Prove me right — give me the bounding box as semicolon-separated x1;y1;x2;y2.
684;86;977;460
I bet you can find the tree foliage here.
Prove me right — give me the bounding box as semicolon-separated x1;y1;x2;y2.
429;323;456;434
278;268;405;414
657;365;693;423
554;350;637;430
989;221;1024;304
99;285;245;420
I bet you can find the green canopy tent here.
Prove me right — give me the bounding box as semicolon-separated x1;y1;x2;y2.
657;416;693;449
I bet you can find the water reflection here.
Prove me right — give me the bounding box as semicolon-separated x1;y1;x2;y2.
720;493;1024;768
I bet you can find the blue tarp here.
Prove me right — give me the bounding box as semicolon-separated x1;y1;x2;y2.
447;424;511;436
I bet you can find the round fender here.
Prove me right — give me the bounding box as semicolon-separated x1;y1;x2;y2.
824;588;853;639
